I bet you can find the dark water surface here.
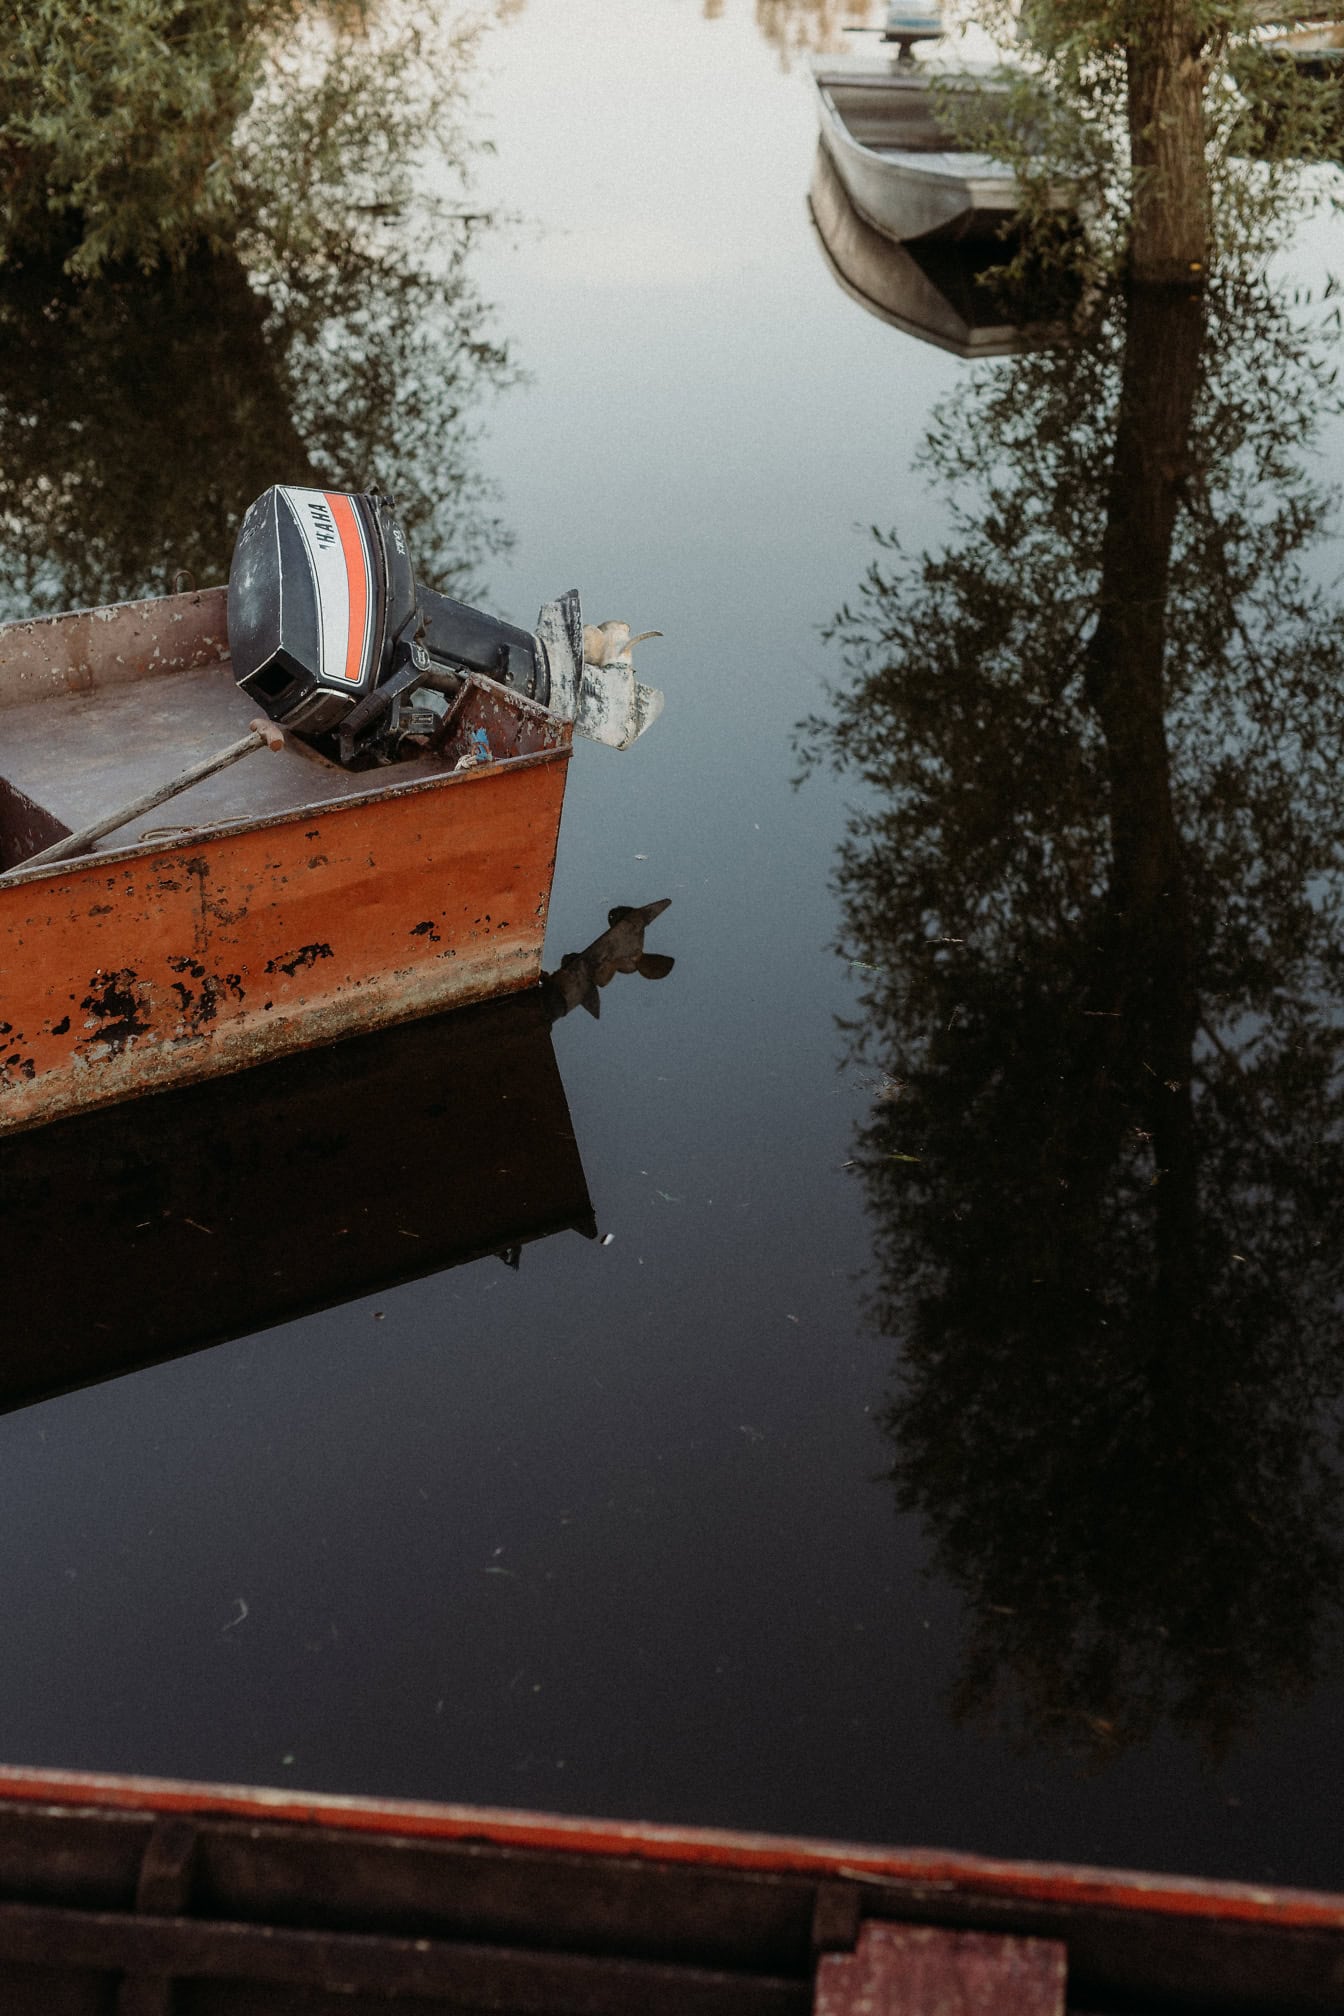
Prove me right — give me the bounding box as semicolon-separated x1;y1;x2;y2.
3;0;1344;1891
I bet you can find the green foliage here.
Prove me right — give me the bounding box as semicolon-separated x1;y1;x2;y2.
935;0;1343;280
0;0;486;279
0;0;285;273
0;1;517;612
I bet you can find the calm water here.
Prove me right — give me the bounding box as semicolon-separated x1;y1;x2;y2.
2;0;1344;1891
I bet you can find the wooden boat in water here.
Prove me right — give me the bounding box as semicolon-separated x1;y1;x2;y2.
808;141;1064;357
812;58;1066;245
0;588;576;1133
0;1763;1341;2011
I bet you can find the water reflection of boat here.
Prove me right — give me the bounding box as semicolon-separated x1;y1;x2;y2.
0;1764;1343;2011
0;587;576;1133
808;142;1061;357
812;59;1038;244
0;902;672;1413
0;990;588;1411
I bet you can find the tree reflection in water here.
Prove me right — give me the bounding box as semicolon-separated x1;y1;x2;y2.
0;8;516;618
800;263;1344;1761
753;0;881;70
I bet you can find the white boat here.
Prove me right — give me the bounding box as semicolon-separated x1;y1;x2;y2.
808;141;1063;357
812;57;1033;245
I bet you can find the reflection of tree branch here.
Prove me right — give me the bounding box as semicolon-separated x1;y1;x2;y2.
806;261;1344;1764
0;2;517;616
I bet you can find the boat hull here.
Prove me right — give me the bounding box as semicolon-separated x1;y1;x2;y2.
811;65;1073;246
814;72;1022;244
819;122;1017;244
0;593;571;1133
810;142;1026;354
0;1765;1340;2012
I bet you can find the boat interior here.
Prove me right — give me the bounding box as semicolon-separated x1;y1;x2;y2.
818;71;1003;156
0;589;565;877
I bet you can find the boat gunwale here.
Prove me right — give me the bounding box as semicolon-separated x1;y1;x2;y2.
0;737;569;892
0;677;571;893
815;83;1010;184
812;73;1073;241
0;1765;1340;1936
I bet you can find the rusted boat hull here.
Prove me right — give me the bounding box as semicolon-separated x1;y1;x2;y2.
0;1766;1340;2012
0;591;571;1133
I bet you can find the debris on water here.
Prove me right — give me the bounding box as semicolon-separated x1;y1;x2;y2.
222;1598;249;1633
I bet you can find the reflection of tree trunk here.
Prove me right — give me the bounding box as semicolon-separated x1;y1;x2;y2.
1084;282;1206;1313
1127;0;1210;283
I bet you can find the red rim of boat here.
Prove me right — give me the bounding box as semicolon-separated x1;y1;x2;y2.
0;1765;1338;1932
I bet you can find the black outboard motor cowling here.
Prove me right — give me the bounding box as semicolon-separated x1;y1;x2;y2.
228;485;549;761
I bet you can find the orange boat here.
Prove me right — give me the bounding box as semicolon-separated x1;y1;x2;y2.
0;587;583;1133
0;1763;1339;2012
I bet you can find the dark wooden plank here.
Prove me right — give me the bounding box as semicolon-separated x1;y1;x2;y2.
0;1960;117;2015
811;1885;864;1956
815;1924;1066;2016
116;1977;174;2016
5;1789;1344;2010
194;1824;819;1975
118;1822;202;2016
847;1882;1344;2013
135;1822;199;1917
0;1903;809;2016
0;1804;151;1910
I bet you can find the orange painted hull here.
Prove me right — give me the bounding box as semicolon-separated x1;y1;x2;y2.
0;592;571;1132
0;756;567;1132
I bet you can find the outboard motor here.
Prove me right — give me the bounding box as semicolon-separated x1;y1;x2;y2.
227;485;584;765
883;4;945;60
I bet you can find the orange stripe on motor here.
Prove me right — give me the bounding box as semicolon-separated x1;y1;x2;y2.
327;493;369;683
